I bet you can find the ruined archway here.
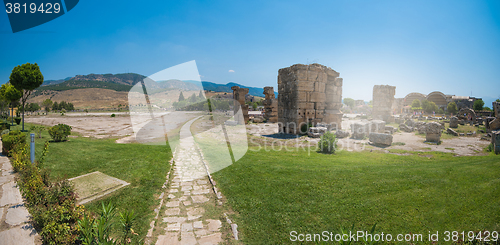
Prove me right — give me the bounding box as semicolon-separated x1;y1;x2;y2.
457;108;476;123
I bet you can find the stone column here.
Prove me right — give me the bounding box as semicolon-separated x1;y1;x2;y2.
263;87;278;122
231;86;249;124
372;85;396;122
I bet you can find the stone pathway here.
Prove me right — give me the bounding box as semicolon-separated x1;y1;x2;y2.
0;143;39;245
154;117;224;245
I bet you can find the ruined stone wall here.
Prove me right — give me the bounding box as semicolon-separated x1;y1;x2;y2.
392;98;404;114
263;86;278;122
373;85;396;121
278;63;343;134
493;101;500;118
231;86;249;124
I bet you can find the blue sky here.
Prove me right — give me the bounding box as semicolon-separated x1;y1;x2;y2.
1;0;500;105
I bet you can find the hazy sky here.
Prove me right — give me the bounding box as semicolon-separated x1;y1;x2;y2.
1;0;499;105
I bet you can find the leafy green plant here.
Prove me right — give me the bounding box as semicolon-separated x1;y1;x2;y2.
48;124;72;142
30;125;45;138
111;113;116;117
318;131;337;154
1;130;26;156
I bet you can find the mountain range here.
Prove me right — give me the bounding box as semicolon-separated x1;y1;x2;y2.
39;73;275;97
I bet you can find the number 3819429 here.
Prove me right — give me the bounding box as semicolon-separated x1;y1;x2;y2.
5;2;61;14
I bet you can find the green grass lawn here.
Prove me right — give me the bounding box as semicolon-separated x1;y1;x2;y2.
15;123;172;239
213;148;500;244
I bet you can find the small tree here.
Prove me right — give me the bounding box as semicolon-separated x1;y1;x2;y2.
52;101;59;111
42;99;53;113
447;102;458;115
9;63;44;131
178;91;185;101
189;93;197;103
411;99;421;110
198;90;204;99
473;99;484;111
48;123;72;142
1;83;22;125
343;98;355;108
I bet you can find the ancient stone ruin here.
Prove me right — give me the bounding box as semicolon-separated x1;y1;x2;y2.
278;63;343;134
262;86;278;123
449;116;458;128
369;132;393;146
351;120;386;139
424;122;443;142
231;86;249;124
489;101;500;131
372;85;396;122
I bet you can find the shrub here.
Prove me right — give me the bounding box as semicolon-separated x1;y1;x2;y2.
48;124;72;142
1;130;26;156
318;131;337;154
0;121;10;130
14;117;21;125
111;113;116;117
30;125;45;138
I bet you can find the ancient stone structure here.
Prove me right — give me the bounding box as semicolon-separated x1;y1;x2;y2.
262;87;278;123
447;128;459;136
372;85;396;122
385;125;395;134
351;120;386;139
489;102;500;131
278;63;343;134
336;130;349;138
424;122;443;142
307;126;327;138
369;132;393;146
231;86;249;124
449;116;458;128
493;131;500;154
458;108;477;123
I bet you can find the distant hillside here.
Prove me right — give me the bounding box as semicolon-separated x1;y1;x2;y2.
42;77;72;86
201;81;277;97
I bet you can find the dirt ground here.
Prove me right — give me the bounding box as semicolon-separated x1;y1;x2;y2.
24;113;491;156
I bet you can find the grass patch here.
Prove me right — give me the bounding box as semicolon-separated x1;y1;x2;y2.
392;142;405;146
26;124;171;239
213;148;500;244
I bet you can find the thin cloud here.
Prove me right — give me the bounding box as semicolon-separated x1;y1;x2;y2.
228;70;235;73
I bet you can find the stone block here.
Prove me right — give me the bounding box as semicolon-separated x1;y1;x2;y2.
493;131;500;154
369;133;393;146
309;92;326;103
385;125;395;134
298;81;315;92
314;82;326;92
336;130;349;138
447;128;459;136
449;116;458;128
308;126;327;138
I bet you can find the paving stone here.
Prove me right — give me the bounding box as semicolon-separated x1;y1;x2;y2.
167;194;176;199
187;215;201;221
207;219;222;232
146;221;155;237
183;191;191;196
198;232;223;245
196;180;208;185
194;229;208;237
169;189;179;193
192;189;210;195
180;231;197;245
162;216;187;223
180;182;193;186
179;196;188;201
6;204;30;226
165;208;180;216
0;207;4;220
193;221;203;229
0;181;23;206
155;232;179;245
0;225;36;245
183;201;191;206
181;223;193;232
186;207;205;216
158;192;164;199
166;223;181;231
165;201;180;207
181;186;192;191
191;195;209;204
0;175;14;185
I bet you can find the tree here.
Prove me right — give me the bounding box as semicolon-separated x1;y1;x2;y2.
423;100;438;114
52;101;59;111
343;98;355;108
447;102;458;115
29;103;40;113
198;90;204;99
189;93;197;103
473;99;484;111
0;83;22;125
496;99;500;102
411;99;421;109
9;63;44;131
42;99;53;113
178;91;185;101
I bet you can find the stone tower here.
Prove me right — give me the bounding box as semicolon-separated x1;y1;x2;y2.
277;63;343;134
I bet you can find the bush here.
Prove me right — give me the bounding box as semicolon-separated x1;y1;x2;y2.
30;125;45;138
318;131;337;154
48;124;72;142
111;113;116;117
0;121;10;130
14;117;21;125
1;130;26;156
